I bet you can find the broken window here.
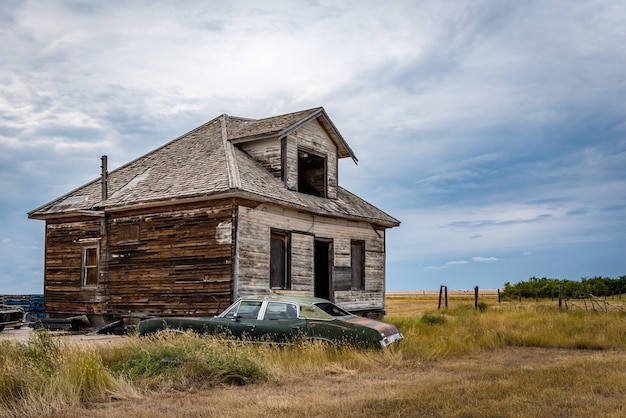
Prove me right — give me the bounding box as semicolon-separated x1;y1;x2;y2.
351;240;365;290
270;230;291;290
298;149;326;197
82;246;99;287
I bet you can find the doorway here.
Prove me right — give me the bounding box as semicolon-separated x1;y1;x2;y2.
314;240;332;300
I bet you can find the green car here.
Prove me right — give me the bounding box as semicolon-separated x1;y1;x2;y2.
137;295;403;348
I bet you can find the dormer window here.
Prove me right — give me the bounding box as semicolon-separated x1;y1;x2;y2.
298;149;326;197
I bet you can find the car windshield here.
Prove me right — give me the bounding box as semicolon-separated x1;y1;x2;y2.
309;302;351;317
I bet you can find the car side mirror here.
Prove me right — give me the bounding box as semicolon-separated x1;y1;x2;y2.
233;314;242;322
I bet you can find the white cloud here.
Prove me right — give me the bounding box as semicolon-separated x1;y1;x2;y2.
472;257;498;263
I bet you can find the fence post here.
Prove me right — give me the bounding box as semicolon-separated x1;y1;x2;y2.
558;284;563;311
437;285;445;310
438;285;448;310
474;286;479;309
497;288;501;303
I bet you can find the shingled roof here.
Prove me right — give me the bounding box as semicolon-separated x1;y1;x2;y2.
28;107;399;228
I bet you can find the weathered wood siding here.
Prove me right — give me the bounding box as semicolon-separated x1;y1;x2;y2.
43;202;236;318
235;203;385;312
44;217;104;315
106;203;235;316
291;233;314;291
238;137;282;178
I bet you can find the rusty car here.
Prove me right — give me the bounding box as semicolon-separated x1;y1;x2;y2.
137;295;403;348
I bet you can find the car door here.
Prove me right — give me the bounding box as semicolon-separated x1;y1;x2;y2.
251;301;307;342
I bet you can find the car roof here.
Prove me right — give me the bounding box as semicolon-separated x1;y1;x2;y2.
237;294;331;306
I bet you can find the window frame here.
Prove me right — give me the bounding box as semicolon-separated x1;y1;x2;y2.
81;245;99;288
270;230;291;290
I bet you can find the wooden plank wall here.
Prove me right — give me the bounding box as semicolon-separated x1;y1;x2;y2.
44;217;103;315
235;203;386;312
238;137;282;178
106;203;235;316
291;233;314;292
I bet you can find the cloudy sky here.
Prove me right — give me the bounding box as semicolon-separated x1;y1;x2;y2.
1;0;625;294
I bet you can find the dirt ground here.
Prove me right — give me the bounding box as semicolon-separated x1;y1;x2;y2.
0;325;126;345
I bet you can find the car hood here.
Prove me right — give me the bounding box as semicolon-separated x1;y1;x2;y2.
343;316;400;337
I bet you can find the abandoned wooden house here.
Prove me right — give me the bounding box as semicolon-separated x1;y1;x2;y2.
28;107;400;325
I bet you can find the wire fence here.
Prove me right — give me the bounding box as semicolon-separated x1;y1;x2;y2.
389;286;626;313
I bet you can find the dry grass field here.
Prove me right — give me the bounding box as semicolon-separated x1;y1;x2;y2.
2;293;626;417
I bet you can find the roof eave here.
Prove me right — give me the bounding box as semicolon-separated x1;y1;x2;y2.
31;190;399;228
278;108;358;164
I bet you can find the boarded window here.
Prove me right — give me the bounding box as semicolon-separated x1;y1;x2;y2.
117;223;140;244
351;241;365;290
82;246;99;287
298;149;326;197
270;231;291;290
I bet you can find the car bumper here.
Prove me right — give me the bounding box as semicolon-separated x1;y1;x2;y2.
380;332;403;347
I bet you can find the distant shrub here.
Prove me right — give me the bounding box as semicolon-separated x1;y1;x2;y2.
421;313;446;325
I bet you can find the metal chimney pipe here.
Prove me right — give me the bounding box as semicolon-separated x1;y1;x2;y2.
101;155;108;201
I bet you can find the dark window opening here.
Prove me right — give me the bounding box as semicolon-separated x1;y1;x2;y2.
351;240;365;290
298;150;326;197
82;246;98;287
270;231;291;290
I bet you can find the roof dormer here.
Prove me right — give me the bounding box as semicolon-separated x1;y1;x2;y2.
229;107;356;200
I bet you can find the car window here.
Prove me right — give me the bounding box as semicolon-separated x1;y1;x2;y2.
220;301;241;319
221;300;262;319
237;301;263;319
313;302;351;317
263;302;298;320
298;305;333;320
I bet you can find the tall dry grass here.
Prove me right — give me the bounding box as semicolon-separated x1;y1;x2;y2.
0;328;131;417
1;296;625;417
386;298;626;359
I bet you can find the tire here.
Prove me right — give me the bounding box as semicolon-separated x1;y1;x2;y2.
0;325;4;333
113;326;126;336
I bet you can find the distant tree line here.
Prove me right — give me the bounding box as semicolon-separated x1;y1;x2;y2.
501;276;626;299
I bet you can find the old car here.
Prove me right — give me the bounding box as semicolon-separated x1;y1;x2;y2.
137;295;403;348
0;305;24;332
